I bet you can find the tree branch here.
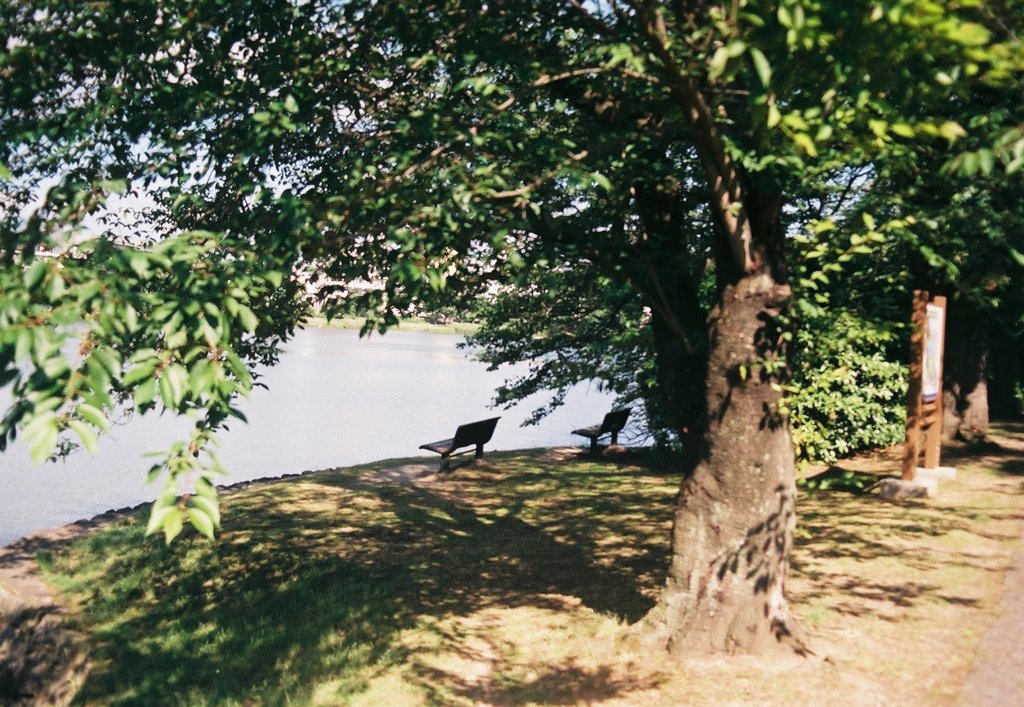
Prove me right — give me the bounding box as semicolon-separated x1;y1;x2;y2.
626;0;757;276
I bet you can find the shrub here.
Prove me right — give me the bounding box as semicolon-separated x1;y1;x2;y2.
788;312;907;464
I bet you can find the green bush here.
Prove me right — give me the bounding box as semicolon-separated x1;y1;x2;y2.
788;312;907;464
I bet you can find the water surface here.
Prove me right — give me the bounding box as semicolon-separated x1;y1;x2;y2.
0;328;616;545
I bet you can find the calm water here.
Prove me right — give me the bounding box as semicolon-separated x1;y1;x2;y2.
0;328;616;546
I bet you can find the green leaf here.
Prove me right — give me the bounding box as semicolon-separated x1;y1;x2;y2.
124;303;140;332
187;507;216;539
163;508;185;543
708;47;730;81
592;172;612;192
237;305;259;333
133;377;158;407
890;122;915;138
46;272;66;302
978;149;994;175
939;121;966;142
950;22;991;47
91;347;122;378
868;119;888;138
121;359;159;387
190;359;215;393
68;419;99;452
23;262;47;290
749;48;771;87
195;477;219;501
128;252;150;278
99;179;128;195
725;40;747;58
792;133;817;157
189;493;222;527
76;403;109;432
159;364;189;408
15;329;32;362
199;318;219;347
27;414;59;463
145;504;176;536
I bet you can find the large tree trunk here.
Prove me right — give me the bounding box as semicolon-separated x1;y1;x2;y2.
640;270;804;654
942;302;990;442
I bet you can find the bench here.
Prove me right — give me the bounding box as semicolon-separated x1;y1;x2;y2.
419;417;501;472
572;408;631;454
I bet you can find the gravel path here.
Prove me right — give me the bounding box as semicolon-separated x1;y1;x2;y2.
957;525;1024;706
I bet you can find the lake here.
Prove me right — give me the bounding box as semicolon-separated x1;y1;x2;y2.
0;328;616;546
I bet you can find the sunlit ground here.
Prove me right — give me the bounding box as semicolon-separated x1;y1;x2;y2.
36;425;1024;705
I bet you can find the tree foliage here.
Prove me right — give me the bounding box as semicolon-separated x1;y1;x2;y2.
0;2;1019;639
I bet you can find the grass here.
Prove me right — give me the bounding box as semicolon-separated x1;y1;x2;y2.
303;315;480;336
35;425;1024;706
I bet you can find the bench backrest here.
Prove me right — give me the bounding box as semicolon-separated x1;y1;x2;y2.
599;408;631;435
451;417;501;448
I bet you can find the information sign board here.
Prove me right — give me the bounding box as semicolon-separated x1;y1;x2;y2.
922;303;945;402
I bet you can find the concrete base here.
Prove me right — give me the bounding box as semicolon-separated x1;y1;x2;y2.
877;477;938;500
916;466;957;481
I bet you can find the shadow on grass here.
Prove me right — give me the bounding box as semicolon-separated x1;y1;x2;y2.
38;426;1024;704
38;453;676;705
800;467;880;493
791;426;1024;623
409;659;658;705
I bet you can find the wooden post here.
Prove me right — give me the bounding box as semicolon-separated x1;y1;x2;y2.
902;290;929;480
923;296;947;468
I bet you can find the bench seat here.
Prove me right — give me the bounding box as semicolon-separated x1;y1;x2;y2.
420;417;500;472
572;408;631;454
419;438;459;456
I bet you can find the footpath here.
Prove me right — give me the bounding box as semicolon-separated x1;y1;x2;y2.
958;522;1024;706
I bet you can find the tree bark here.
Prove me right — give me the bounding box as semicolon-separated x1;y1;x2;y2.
627;2;803;655
639;270;805;654
942;302;990;442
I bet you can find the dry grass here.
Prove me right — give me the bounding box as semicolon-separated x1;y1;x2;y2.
34;424;1024;706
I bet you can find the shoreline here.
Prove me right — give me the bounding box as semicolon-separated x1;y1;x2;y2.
302;315;480;336
0;443;881;553
0;462;386;552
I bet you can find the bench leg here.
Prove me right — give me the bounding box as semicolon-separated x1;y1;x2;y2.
475;443;484;460
610;432;619;446
440;455;451;473
589;437;598;455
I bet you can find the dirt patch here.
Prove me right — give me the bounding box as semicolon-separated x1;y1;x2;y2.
0;522;109;705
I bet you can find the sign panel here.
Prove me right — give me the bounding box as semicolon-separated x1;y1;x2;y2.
922;303;945;402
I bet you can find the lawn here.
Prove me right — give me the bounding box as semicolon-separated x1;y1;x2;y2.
32;424;1024;706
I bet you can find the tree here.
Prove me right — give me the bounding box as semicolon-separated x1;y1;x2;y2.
1;0;1016;655
858;42;1024;442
